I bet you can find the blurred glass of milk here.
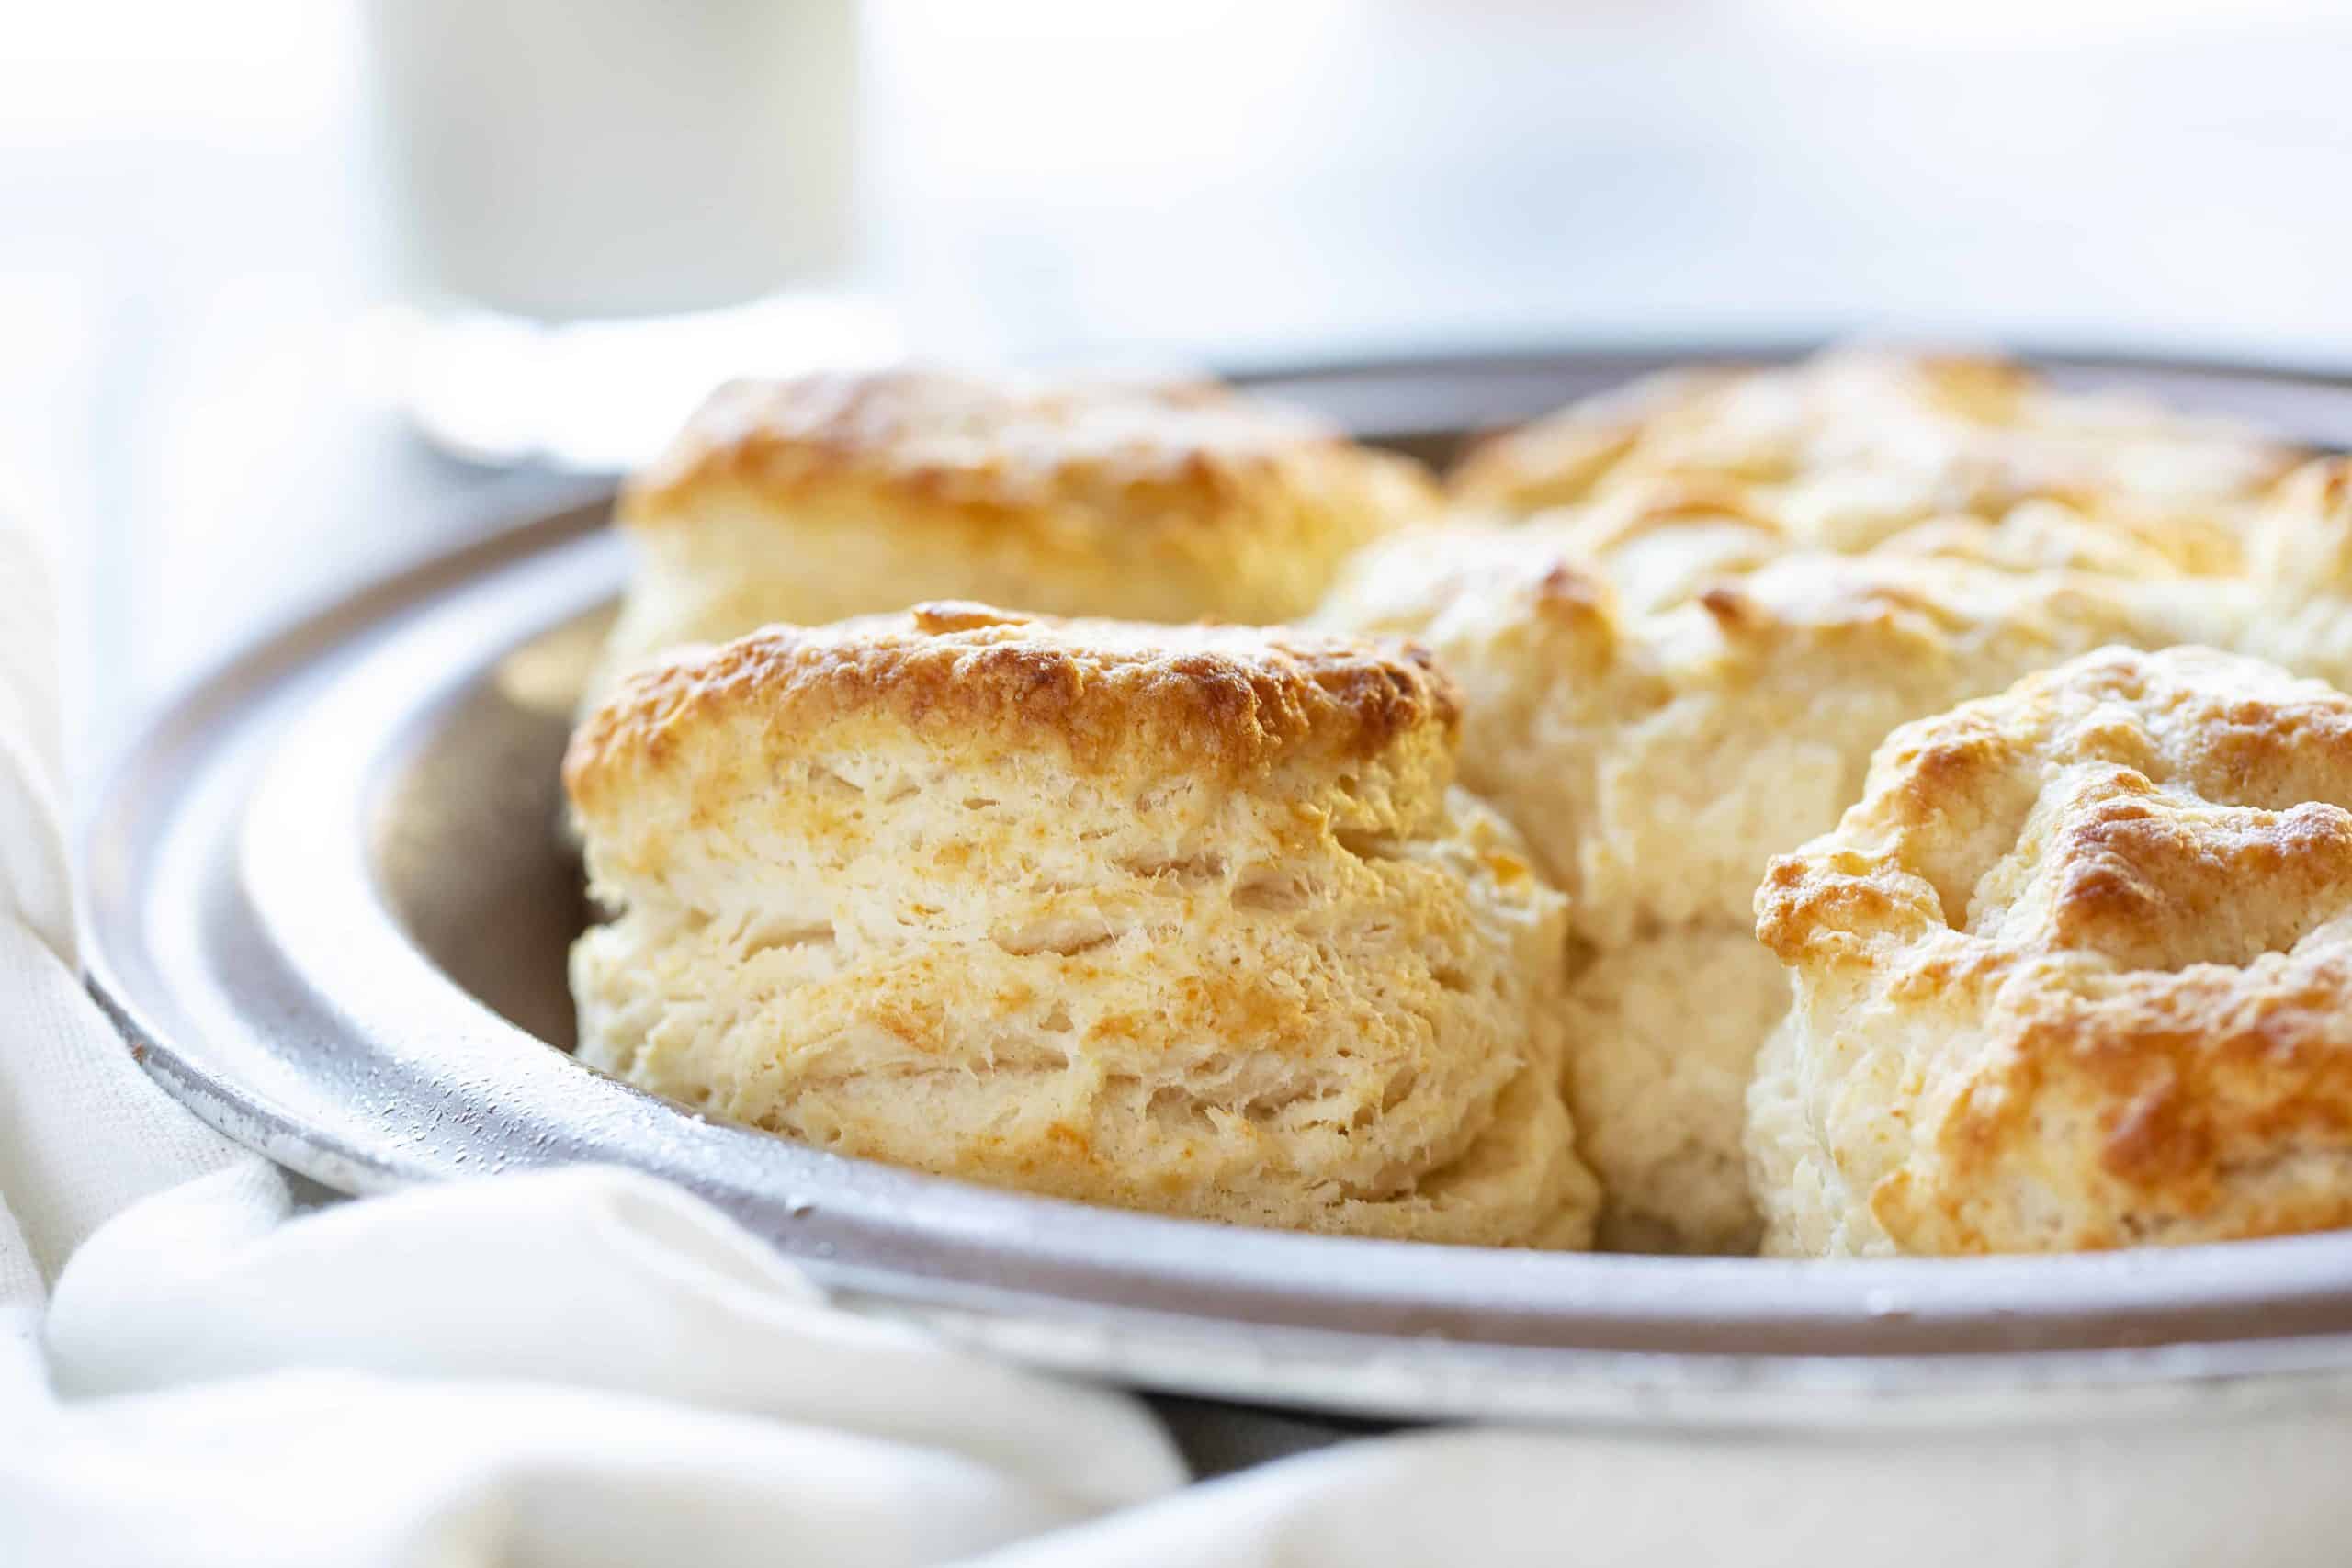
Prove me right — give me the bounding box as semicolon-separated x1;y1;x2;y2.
362;0;896;470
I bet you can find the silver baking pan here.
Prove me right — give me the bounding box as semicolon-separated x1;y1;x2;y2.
79;346;2352;1429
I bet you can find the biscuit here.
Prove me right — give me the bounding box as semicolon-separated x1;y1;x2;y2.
1315;502;2230;1250
1452;348;2301;574
565;603;1598;1246
589;369;1438;701
1751;645;2352;1255
1317;502;2217;942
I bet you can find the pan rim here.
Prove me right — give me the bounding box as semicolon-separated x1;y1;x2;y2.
76;345;2352;1423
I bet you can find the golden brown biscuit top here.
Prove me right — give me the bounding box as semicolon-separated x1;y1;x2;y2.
1451;349;2303;554
620;367;1439;530
1756;646;2352;1250
566;603;1462;815
1448;366;1747;513
1758;645;2352;965
1323;486;2187;678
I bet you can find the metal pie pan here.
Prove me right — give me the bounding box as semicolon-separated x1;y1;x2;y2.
80;346;2352;1428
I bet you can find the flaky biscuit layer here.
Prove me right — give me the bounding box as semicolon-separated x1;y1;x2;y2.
568;604;1598;1246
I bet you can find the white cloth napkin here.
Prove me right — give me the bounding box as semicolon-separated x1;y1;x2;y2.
15;505;2352;1566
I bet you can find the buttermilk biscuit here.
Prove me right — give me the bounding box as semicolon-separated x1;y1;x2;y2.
565;603;1598;1246
1316;505;2218;937
1751;646;2352;1256
589;369;1438;700
1316;504;2226;1250
1452;348;2302;573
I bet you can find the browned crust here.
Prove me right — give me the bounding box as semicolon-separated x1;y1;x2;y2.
1448;350;2306;541
1758;645;2352;1251
1450;367;1743;511
1840;947;2352;1253
566;603;1462;814
618;368;1439;536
